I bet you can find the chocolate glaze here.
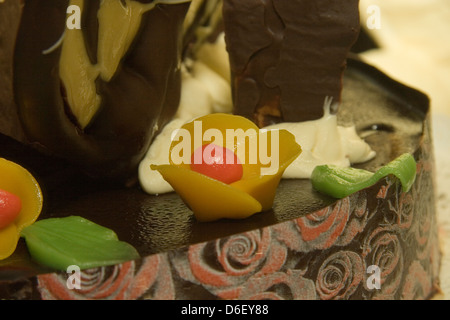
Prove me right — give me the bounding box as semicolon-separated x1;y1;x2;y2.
223;0;360;127
12;1;190;185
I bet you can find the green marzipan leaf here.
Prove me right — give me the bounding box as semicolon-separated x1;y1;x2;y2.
20;216;140;271
311;153;417;199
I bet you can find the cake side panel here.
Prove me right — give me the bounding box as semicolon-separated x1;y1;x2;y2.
14;121;438;300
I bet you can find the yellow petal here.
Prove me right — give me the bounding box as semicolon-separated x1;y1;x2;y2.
275;129;302;171
0;158;43;232
231;174;282;211
231;129;301;211
151;164;262;222
170;113;260;179
0;223;19;260
158;113;302;222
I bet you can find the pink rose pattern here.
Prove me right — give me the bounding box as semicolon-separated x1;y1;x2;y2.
5;140;440;299
36;254;175;300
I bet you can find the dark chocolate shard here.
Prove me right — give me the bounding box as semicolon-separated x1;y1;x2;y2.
223;0;361;127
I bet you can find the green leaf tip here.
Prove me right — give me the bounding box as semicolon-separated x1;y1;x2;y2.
311;153;417;199
20;216;140;271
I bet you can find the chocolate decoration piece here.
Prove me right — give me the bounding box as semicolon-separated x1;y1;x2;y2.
13;1;190;184
223;0;360;127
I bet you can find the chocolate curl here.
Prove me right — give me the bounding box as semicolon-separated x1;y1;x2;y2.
223;0;360;127
13;1;190;184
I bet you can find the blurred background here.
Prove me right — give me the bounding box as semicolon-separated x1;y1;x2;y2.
358;0;450;299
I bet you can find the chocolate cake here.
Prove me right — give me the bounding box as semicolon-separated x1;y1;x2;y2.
0;0;441;300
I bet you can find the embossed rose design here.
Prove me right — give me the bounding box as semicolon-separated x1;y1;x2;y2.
296;198;350;250
410;162;436;260
362;227;403;300
274;193;369;252
38;254;173;300
237;270;317;300
402;260;433;300
376;181;392;200
172;228;287;299
387;184;415;230
315;251;364;300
